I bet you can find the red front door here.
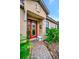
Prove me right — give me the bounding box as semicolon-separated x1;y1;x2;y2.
27;20;37;39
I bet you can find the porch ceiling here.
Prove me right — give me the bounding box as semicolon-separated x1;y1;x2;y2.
27;10;44;20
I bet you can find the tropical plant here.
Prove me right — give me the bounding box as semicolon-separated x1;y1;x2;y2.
45;28;59;44
20;34;32;59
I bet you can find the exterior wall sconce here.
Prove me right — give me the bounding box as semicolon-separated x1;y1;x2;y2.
40;25;42;29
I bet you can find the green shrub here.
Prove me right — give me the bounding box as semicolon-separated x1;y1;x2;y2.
20;34;26;40
20;34;32;59
45;28;59;44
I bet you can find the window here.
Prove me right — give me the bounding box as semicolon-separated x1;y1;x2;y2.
46;20;49;34
32;22;36;36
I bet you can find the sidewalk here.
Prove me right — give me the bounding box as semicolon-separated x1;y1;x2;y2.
31;40;52;59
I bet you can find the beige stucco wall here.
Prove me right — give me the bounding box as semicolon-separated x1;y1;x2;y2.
25;0;46;18
20;0;48;39
25;0;47;37
42;19;46;36
48;20;57;28
20;0;57;39
20;8;27;36
38;21;42;36
37;19;46;37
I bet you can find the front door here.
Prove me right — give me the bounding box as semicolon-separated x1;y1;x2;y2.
27;20;37;39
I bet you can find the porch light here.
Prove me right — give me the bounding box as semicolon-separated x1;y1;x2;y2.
39;25;42;29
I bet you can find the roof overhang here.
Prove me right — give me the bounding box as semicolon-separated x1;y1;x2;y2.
46;16;58;24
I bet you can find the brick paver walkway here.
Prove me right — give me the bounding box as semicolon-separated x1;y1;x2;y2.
31;40;52;59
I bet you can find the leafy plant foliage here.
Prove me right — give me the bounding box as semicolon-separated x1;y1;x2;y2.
45;28;59;44
20;34;32;59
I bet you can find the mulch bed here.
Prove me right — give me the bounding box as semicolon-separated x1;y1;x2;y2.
43;40;59;59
